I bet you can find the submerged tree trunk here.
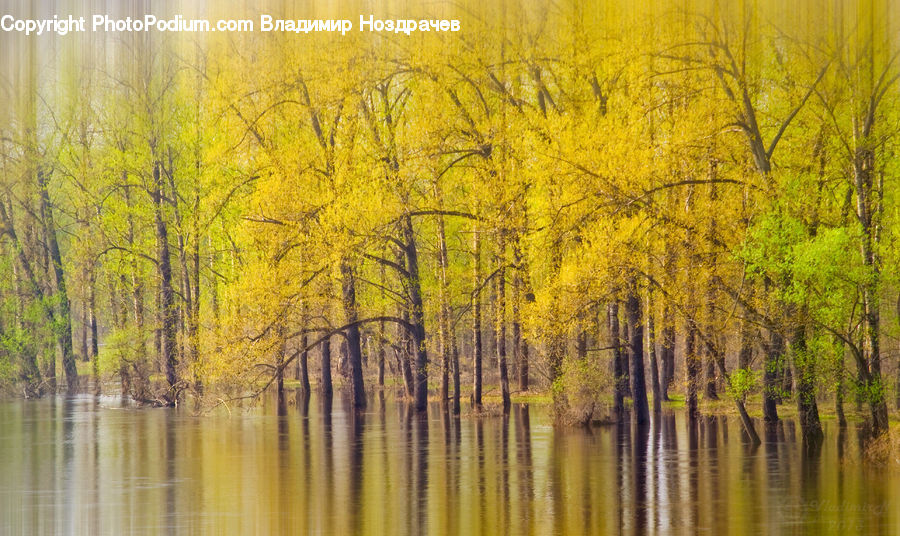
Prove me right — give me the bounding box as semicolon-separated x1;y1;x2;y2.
38;169;78;392
436;211;452;407
763;323;782;423
625;280;650;425
88;271;99;395
320;335;333;398
451;334;461;414
153;163;179;405
124;180;146;392
472;228;483;410
299;333;310;395
341;260;367;409
513;239;530;391
377;322;386;388
792;323;823;443
496;252;510;413
401;215;429;412
397;309;415;397
685;315;701;422
647;292;661;413
855;170;889;434
609;301;625;418
711;349;760;445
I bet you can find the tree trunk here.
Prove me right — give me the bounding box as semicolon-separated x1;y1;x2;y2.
124;181;146;386
609;302;625;418
299;333;310;395
647;292;661;413
686;316;701;422
377;324;386;387
89;272;100;395
80;293;89;363
320;335;333;398
402;215;429;412
792;324;823;443
275;330;285;402
152;162;178;405
496;255;510;413
763;324;782;423
341;260;367;409
620;308;630;397
513;226;530;392
512;249;523;392
836;340;846;427
625;280;650;425
853;117;889;435
38;169;78;392
712;352;760;445
472;227;483;409
398;309;416;397
436;211;452;407
451;334;461;414
703;172;718;401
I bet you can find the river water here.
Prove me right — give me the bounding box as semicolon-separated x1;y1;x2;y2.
0;393;896;535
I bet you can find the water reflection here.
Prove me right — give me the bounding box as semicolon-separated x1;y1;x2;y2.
0;396;896;535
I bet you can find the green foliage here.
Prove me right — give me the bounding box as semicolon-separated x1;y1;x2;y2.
726;367;759;402
552;356;615;425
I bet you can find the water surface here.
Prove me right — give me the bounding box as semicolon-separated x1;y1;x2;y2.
0;393;896;535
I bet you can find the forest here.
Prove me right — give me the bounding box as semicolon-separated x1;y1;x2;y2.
1;0;900;448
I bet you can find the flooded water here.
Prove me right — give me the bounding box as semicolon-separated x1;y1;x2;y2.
0;393;897;535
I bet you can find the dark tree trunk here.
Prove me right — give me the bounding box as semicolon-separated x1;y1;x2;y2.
451;335;461;414
80;296;89;363
38;169;78;392
152;163;178;405
576;328;588;361
547;239;565;382
166;162;198;395
401;215;429;412
511;248;523;392
320;335;333;398
686;316;701;422
341;260;367;409
792;324;823;443
435;211;452;407
124;181;146;382
190;197;201;394
763;326;782;423
275;333;285;402
609;302;625;418
703;173;718;401
738;317;753;370
398;309;415;397
836;341;846;426
854;147;889;435
513;231;530;392
377;325;386;387
472;228;483;409
89;272;99;395
647;292;661;413
625;281;650;425
496;257;510;413
660;308;675;402
712;353;760;445
620;308;630;397
299;333;310;395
